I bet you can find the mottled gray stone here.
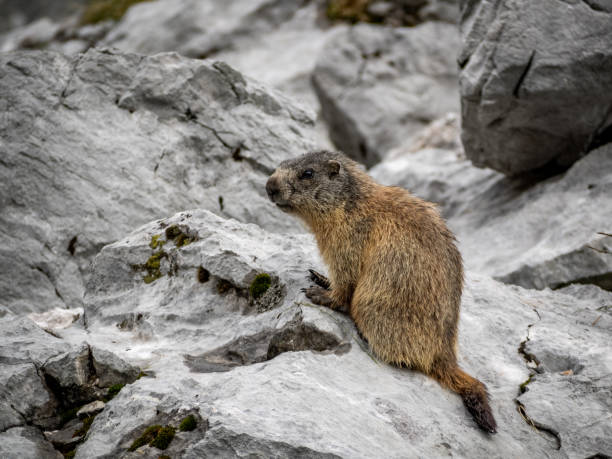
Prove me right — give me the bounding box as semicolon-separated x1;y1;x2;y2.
312;21;460;166
0;426;62;459
0;48;316;314
459;0;612;175
72;209;610;458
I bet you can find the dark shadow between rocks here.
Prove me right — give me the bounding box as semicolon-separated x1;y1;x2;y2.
184;319;350;373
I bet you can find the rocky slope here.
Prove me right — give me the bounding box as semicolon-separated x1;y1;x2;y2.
0;48;315;314
1;0;611;457
1;210;608;458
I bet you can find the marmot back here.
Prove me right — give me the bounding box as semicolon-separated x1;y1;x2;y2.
266;150;497;433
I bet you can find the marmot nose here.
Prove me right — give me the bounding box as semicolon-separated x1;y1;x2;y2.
266;176;280;201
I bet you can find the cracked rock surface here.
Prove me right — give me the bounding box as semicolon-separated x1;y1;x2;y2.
0;310;139;457
372;140;612;291
0;48;316;314
24;209;602;458
459;0;612;175
312;21;460;166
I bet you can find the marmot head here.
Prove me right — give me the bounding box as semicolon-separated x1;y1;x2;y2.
266;150;363;218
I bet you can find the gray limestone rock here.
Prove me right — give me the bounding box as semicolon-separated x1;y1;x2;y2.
459;0;612;176
0;48;316;314
312;21;460;166
0;426;62;459
371;142;612;291
72;209;611;458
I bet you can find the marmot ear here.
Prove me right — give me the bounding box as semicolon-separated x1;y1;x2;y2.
327;160;341;178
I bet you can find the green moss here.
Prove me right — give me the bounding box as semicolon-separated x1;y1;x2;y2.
129;425;161;451
218;196;224;211
165;224;195;247
250;273;271;299
136;371;148;379
326;0;371;23
175;233;194;247
64;451;75;459
107;383;125;399
158;456;171;459
149;425;175;450
140;250;166;284
149;234;166;250
179;414;197;432
73;415;96;438
81;0;153;25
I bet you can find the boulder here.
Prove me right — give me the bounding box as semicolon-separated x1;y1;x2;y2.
72;209;611;458
0;427;62;459
0;311;142;458
0;48;316;314
371;141;612;291
0;0;87;33
102;0;308;60
459;0;612;176
312;21;460;166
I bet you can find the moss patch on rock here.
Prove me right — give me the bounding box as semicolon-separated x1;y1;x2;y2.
81;0;153;25
129;425;161;451
105;383;125;401
143;251;166;284
326;0;371;23
250;273;271;299
129;424;175;451
149;234;166;250
149;425;175;450
179;414;197;432
165;224;196;247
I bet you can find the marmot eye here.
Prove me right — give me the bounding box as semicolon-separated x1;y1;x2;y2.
299;169;314;180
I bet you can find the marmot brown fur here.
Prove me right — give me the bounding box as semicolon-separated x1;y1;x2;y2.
266;150;497;433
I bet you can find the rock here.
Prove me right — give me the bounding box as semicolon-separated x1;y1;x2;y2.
44;417;85;454
420;0;459;23
0;48;316;314
0;315;62;429
0;18;60;51
28;307;83;333
42;343;139;406
102;0;310;60
0;426;62;459
312;21;460;166
211;1;344;113
90;346;140;388
77;401;105;419
459;0;612;176
517;284;612;457
0;310;140;448
73;209;611;458
371;142;612;291
387;112;462;157
0;0;87;33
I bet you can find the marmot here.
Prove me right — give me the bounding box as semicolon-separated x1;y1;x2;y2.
266;150;496;433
